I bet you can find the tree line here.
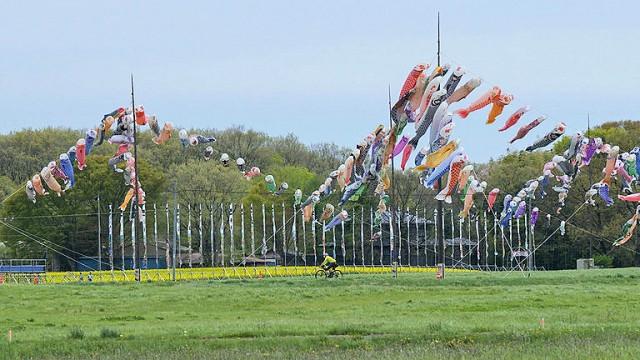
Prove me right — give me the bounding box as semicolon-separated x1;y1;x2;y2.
1;121;639;269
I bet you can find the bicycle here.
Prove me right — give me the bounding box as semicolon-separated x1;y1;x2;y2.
315;267;342;279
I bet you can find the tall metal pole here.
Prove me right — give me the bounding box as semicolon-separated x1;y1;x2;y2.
97;192;102;271
131;74;140;276
527;195;533;271
436;12;446;271
437;12;441;66
388;84;396;266
587;113;592;260
172;181;177;280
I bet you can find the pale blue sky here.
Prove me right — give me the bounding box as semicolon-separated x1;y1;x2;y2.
1;1;638;161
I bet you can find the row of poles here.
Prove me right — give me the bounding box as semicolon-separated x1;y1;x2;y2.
94;201;540;274
112;16;463;278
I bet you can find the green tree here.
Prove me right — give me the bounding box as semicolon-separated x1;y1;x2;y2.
0;156;165;269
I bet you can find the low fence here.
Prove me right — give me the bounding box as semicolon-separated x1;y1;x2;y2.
2;200;543;281
88;202;538;272
0;259;46;273
0;266;477;284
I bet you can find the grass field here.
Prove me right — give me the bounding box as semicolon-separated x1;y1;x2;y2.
1;268;640;359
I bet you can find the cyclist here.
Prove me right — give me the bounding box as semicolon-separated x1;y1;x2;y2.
320;253;338;274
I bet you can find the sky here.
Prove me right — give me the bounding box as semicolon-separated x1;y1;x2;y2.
1;0;638;162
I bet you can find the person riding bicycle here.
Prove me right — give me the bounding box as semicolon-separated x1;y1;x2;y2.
320;253;338;273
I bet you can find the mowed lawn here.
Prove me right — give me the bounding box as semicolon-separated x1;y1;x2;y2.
1;269;640;359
